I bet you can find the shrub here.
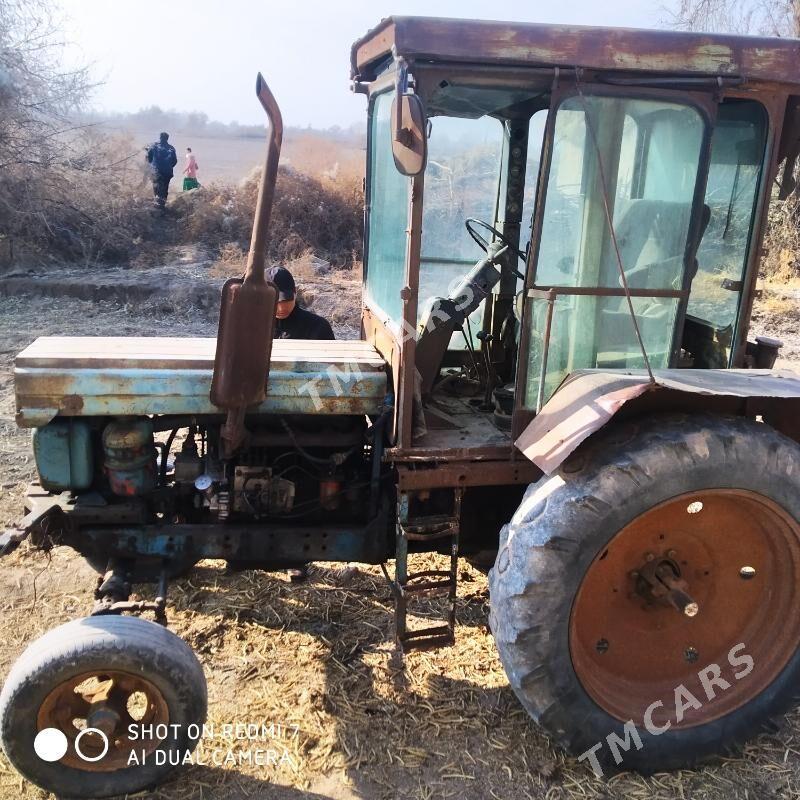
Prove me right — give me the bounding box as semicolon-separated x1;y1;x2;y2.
173;166;363;268
761;195;800;283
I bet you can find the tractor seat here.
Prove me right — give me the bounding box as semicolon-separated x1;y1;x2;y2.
604;198;693;289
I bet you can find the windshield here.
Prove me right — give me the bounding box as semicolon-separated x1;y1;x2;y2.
418;114;504;345
417;82;546;348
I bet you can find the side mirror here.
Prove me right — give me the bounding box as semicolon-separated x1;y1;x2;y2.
391;92;427;176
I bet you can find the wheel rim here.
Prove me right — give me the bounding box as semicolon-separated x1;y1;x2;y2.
37;669;170;771
569;489;800;729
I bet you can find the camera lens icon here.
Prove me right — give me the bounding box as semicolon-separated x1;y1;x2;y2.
34;727;109;763
33;728;67;762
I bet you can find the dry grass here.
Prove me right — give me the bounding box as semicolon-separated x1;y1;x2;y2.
0;291;800;799
172;165;363;271
1;543;800;800
5;131;363;275
761;195;800;283
759;286;798;317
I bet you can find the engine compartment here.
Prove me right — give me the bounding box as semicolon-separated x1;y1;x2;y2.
24;412;391;577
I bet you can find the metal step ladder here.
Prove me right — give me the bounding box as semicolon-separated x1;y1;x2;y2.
386;489;462;651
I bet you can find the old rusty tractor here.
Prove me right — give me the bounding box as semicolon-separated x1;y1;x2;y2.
2;16;800;797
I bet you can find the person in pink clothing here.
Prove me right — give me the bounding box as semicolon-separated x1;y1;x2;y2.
182;148;200;190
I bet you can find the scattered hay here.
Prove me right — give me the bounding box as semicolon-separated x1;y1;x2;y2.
1;546;799;800
0;271;799;800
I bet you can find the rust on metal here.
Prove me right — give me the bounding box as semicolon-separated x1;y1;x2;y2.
635;555;700;617
569;489;800;728
396;460;540;490
390;489;463;651
362;303;401;444
37;670;170;771
352;17;800;88
14;337;388;424
516;368;800;474
61;394;84;412
211;73;283;454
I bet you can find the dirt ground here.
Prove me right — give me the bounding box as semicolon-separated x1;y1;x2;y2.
0;266;799;800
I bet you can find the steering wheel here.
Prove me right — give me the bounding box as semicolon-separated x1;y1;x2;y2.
465;218;527;262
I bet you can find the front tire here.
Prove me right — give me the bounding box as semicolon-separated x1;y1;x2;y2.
0;615;207;798
489;414;800;774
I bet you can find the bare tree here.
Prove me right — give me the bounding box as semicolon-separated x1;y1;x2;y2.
663;0;800;280
665;0;800;36
0;0;146;263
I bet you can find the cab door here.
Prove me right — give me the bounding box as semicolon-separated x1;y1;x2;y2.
513;86;714;434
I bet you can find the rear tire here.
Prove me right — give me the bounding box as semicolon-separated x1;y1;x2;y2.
489;414;800;774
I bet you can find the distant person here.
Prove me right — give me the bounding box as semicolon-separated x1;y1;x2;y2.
267;266;335;340
183;147;200;190
145;132;177;209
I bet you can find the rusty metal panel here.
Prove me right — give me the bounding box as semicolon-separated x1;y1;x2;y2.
15;367;387;425
14;337;389;426
516;368;800;473
362;304;401;444
352;17;800;87
396;460;540;490
16;337;386;370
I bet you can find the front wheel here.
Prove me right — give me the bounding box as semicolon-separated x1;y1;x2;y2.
489;414;800;774
0;615;207;798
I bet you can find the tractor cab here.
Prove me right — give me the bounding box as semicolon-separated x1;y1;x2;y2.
352;17;799;458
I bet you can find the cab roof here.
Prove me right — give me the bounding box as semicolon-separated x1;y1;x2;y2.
351;16;800;88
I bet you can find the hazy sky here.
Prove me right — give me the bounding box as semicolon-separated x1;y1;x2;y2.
60;0;662;129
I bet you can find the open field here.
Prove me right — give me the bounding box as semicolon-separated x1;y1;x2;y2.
0;264;799;799
106;125;365;188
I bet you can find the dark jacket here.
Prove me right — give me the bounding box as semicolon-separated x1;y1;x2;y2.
275;305;335;340
146;142;178;178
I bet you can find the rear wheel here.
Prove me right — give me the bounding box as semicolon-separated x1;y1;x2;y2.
489;414;800;774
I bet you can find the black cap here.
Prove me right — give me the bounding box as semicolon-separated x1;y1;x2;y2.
266;265;296;301
160;131;169;142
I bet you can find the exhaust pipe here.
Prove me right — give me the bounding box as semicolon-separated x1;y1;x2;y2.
248;73;284;280
210;73;284;456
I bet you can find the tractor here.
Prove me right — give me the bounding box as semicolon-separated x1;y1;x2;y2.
2;15;800;797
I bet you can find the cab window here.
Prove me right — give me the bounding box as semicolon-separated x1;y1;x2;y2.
525;94;706;407
685;100;767;367
364;91;409;324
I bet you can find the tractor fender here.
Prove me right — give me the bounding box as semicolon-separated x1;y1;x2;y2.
515;368;800;474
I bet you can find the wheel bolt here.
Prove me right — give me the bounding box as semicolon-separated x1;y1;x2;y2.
740;566;756;580
684;647;699;663
596;638;609;654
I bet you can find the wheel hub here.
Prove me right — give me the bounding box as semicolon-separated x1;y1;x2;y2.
37;669;169;771
633;551;699;617
569;489;800;729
